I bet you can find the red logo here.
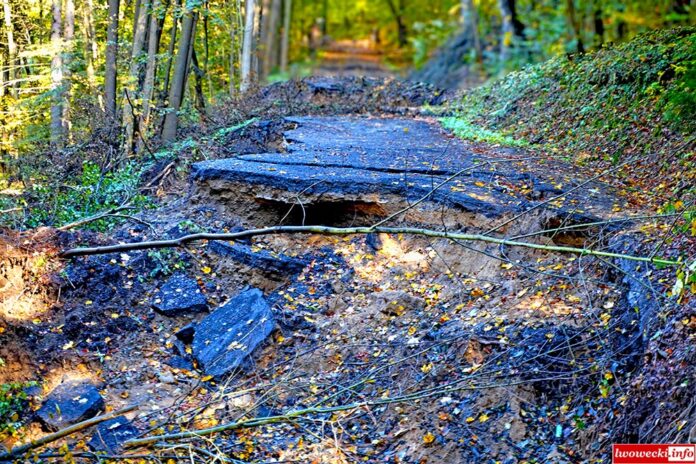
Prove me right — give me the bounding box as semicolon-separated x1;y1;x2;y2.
613;445;696;464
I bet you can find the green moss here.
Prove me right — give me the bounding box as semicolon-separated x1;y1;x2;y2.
440;117;528;147
0;381;36;438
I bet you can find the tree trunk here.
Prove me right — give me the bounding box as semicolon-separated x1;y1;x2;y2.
385;0;407;48
81;0;99;92
261;0;280;80
161;10;197;142
191;47;207;114
141;0;161;133
104;0;120;119
461;0;482;64
160;0;179;105
2;0;17;98
62;0;75;140
498;0;523;64
123;0;150;155
50;0;64;146
280;0;291;73
592;0;603;47
240;0;255;92
565;0;584;54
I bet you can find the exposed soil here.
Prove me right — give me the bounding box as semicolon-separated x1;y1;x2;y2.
0;108;691;463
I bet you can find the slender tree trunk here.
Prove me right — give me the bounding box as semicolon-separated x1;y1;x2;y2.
160;0;179;105
2;0;17;98
105;0;120;119
385;0;407;47
280;0;291;73
498;0;523;64
123;0;150;154
461;0;482;64
161;10;197;142
62;0;75;140
50;0;64;146
565;0;584;53
261;0;280;80
191;47;206;114
141;0;161;133
592;0;603;47
240;0;255;92
81;0;99;92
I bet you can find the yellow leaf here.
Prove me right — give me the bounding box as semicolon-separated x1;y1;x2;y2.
421;363;433;374
201;375;213;382
201;266;212;274
423;432;436;445
479;413;490;423
466;416;475;423
501;263;513;270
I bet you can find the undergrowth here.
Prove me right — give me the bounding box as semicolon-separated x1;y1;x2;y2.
0;382;35;438
445;27;696;205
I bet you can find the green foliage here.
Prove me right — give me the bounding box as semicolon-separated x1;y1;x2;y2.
448;28;696;154
0;382;36;438
440;116;528;147
22;161;151;231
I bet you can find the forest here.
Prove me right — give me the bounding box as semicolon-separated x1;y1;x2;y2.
0;0;695;462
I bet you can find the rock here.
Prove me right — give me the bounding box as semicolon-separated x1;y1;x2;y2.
371;290;426;316
157;371;176;384
166;355;194;371
175;323;196;344
208;241;308;275
152;273;208;316
192;288;275;378
36;382;105;432
87;416;138;453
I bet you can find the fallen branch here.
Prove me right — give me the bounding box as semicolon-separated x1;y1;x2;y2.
57;205;136;231
0;405;139;461
59;225;682;266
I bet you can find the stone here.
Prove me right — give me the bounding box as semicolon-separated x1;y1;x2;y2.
87;416;138;454
152;273;208;316
175;323;196;344
208;241;308;275
192;288;275;378
371;290;426;316
36;382;105;432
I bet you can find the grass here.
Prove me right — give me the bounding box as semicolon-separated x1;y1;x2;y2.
444;27;696;206
440;116;528;147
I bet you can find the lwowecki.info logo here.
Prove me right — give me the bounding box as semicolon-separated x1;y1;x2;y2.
613;444;696;464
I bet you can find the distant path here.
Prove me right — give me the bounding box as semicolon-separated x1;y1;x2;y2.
314;39;394;79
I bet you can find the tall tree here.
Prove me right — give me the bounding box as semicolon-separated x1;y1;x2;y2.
261;0;280;79
160;0;180;105
385;0;407;47
240;0;255;92
123;0;150;154
2;0;17;98
498;0;524;64
62;0;75;139
461;0;482;64
50;0;64;145
161;9;197;142
565;0;584;53
141;0;162;133
81;0;99;93
280;0;291;73
104;0;120;119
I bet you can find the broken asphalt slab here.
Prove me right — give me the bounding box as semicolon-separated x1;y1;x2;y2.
192;116;618;224
191;288;275;378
